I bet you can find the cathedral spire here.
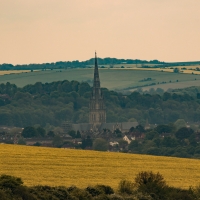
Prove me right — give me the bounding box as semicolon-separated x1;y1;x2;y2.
89;52;106;126
93;52;100;88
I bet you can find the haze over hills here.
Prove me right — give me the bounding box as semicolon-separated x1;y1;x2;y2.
1;57;200;70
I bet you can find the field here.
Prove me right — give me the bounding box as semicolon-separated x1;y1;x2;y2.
0;70;33;75
0;144;200;189
0;68;200;92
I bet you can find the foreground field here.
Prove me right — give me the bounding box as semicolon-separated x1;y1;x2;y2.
0;68;199;92
0;144;200;189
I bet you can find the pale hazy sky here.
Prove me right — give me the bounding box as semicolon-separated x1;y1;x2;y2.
0;0;200;64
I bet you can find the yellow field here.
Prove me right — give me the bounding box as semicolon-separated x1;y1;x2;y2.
0;144;200;189
0;70;33;75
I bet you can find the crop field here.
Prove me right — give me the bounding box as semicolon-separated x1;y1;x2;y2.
0;144;200;189
0;68;199;92
0;70;33;75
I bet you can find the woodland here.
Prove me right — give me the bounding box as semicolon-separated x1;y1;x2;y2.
0;80;200;127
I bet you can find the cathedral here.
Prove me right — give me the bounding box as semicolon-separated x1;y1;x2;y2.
89;52;106;129
62;52;138;133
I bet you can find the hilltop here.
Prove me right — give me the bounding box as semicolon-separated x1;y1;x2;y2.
1;57;200;70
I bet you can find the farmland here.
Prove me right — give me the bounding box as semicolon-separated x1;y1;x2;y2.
0;144;200;189
0;68;200;92
0;70;33;75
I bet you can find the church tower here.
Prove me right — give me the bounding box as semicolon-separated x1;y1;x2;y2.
89;52;106;127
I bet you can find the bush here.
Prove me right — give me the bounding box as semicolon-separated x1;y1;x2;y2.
0;189;11;200
191;184;200;199
33;142;41;146
18;138;26;145
96;184;114;195
0;174;23;191
134;171;167;198
167;187;195;200
85;185;114;197
94;194;110;199
69;187;92;200
30;185;74;200
13;185;36;200
86;186;102;197
118;179;134;195
109;194;124;200
93;138;108;151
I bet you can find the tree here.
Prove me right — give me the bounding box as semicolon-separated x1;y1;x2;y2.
52;135;63;148
162;136;178;147
155;125;172;134
78;82;91;96
134;171;167;198
175;127;194;140
93;138;108;151
173;68;180;73
47;130;55;137
68;130;76;138
118;139;128;149
118;179;134;195
136;125;145;133
22;126;37;138
163;92;171;101
114;129;122;138
145;131;159;140
128;140;139;151
129;126;135;132
174;119;187;130
18;138;26;145
36;127;46;137
76;130;81;138
82;136;93;149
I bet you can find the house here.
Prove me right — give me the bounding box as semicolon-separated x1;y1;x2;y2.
109;141;119;147
123;135;132;144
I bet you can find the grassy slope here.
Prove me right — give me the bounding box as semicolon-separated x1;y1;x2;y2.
0;144;200;189
0;68;199;91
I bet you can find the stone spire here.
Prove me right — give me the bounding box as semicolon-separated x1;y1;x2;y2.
89;52;106;127
92;52;101;99
93;52;100;89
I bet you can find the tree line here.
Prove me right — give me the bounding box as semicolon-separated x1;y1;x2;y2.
1;80;200;127
0;81;198;126
0;171;199;200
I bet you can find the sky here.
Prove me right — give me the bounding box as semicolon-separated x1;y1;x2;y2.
0;0;200;64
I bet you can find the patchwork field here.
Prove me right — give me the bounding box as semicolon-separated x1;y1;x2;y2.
0;144;200;189
0;68;199;92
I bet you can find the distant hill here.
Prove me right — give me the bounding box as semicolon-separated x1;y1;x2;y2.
1;57;200;70
0;144;200;189
0;57;165;70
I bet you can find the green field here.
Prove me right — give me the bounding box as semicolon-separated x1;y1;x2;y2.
0;144;200;189
0;68;199;92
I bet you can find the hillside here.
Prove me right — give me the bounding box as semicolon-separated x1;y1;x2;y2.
0;144;200;189
0;68;199;92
